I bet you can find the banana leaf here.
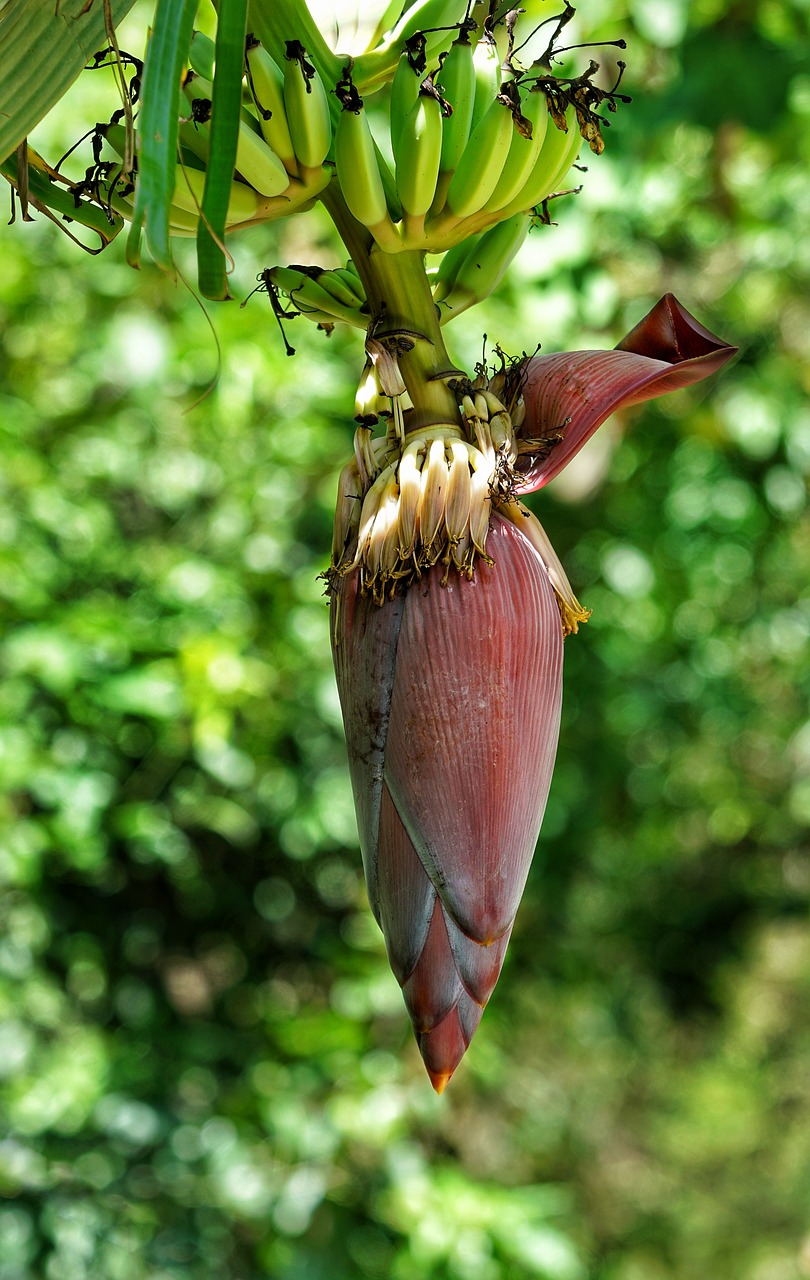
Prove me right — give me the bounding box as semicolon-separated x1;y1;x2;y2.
0;0;138;164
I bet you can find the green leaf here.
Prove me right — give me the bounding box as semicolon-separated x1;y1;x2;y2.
196;0;249;300
0;0;138;164
130;0;197;272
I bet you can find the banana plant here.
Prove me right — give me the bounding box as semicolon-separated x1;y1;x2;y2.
1;0;737;1090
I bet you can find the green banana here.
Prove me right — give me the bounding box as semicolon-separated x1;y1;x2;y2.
173;163;262;224
443;95;513;218
109;181;200;235
104;123;261;227
389;52;422;156
395;91;443;230
246;41;298;177
499;106;580;216
188;30;216;80
331;267;367;306
283;44;332;173
436;34;475;179
469;37;500;133
335;97;401;252
431;229;483;302
388;0;467;48
182;72;290;197
269;266;367;327
482;83;549;212
317;268;366;310
439;212;528;318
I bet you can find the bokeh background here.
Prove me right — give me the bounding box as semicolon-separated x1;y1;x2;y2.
2;0;810;1276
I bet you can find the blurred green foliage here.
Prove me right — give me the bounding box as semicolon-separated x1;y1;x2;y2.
1;1;810;1277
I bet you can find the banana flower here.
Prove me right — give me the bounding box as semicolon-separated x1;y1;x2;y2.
331;295;736;1091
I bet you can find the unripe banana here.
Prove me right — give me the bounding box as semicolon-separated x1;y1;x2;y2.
500;106;580;215
283;44;332;173
390;0;466;49
444;96;513;219
470;38;500;133
335;96;402;252
482;84;549;212
331;267;367;307
173;163;262;224
431;230;482;303
369;0;410;48
436;35;475;183
246;41;298;177
269;266;367;327
110;187;200;235
233;121;291;197
440;213;528;318
105;123;261;226
342;258;363;286
395;91;443;232
317;268;366;310
182;73;290;197
189;30;216;80
389;52;422;156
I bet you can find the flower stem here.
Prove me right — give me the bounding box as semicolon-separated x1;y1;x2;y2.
321;183;465;435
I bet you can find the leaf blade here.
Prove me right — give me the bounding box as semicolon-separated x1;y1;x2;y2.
196;0;249;300
0;0;138;164
132;0;197;272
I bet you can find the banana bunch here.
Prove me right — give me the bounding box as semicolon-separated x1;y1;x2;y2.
180;33;333;215
329;29;584;264
262;262;368;329
181;69;290;198
103;29;338;240
419;82;581;249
